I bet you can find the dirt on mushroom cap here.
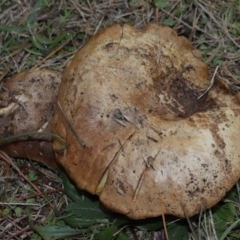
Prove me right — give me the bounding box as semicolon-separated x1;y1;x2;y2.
0;69;61;168
52;24;240;219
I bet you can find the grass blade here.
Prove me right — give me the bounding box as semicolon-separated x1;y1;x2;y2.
219;219;240;240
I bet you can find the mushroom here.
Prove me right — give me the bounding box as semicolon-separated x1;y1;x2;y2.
52;23;240;219
0;69;61;167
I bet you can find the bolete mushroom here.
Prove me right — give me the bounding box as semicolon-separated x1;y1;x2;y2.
52;23;240;219
0;69;61;167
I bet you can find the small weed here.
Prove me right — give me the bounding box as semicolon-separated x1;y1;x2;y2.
14;206;22;216
153;0;168;9
163;19;176;27
30;233;42;240
2;207;10;215
27;198;36;203
28;171;38;182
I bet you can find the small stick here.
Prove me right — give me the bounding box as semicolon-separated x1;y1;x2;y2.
0;202;40;206
17;188;62;201
0;151;42;194
0;151;54;209
58;102;85;148
181;202;197;239
0;71;8;82
157;179;169;240
161;210;169;240
197;65;219;99
112;117;126;126
6;226;31;240
93;17;104;35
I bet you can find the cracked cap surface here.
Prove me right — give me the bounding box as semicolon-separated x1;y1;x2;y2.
52;24;240;219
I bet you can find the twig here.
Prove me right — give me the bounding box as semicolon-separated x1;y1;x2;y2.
160;8;214;39
181;202;198;240
17;188;62;201
58;102;85;148
0;131;66;149
209;209;218;240
198;206;203;240
196;1;240;49
157;176;169;240
0;151;54;209
161;211;169;240
93;17;104;35
0;202;40;206
0;216;27;238
197;65;219;99
0;151;41;194
6;226;31;240
0;71;8;82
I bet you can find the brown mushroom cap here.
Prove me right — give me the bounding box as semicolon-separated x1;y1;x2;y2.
52;24;240;219
0;69;61;167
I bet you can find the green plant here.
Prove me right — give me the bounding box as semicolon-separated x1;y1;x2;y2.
28;171;38;182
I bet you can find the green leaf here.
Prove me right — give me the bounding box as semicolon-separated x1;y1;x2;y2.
43;0;50;7
61;171;111;228
33;225;88;240
50;32;72;46
3;207;10;215
230;232;240;238
163;19;176;27
77;33;86;40
175;6;185;18
0;25;24;54
235;22;240;28
27;198;35;203
197;37;205;45
24;48;43;56
27;0;47;24
219;219;240;240
63;214;109;228
117;234;131;240
28;171;38;182
214;202;235;222
113;213;164;230
167;220;189;240
66;198;109;222
227;4;234;23
153;0;168;9
96;225;115;240
212;56;223;66
199;44;208;50
14;207;22;216
0;25;24;32
30;233;42;240
212;216;227;234
133;217;163;231
31;37;47;50
129;0;140;7
34;34;52;45
60;170;83;202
